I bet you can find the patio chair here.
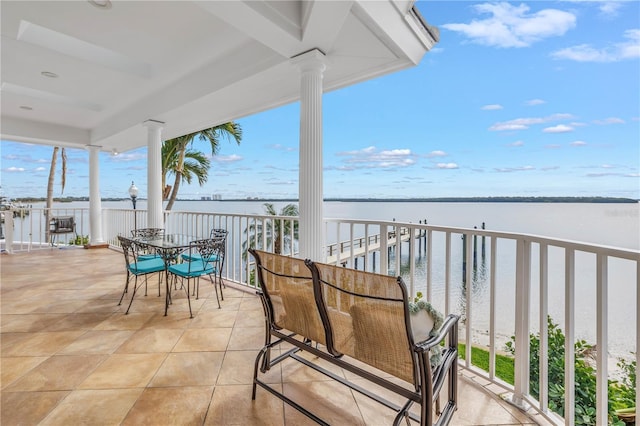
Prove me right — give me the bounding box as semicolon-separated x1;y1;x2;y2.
117;235;166;314
131;228;165;260
168;238;222;317
181;228;227;299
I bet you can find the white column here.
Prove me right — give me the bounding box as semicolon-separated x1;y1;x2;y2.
87;145;105;244
291;49;325;261
144;120;165;229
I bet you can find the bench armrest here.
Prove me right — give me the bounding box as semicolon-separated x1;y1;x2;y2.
414;314;459;352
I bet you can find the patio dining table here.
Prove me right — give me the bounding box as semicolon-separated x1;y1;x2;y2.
132;233;198;315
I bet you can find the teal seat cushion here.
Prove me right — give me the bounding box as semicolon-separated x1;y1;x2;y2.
168;262;214;278
128;258;165;274
138;253;162;261
180;253;219;263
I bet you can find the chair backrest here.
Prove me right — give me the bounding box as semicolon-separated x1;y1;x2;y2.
210;229;227;271
306;260;416;384
250;249;326;345
210;228;228;239
118;235;139;268
188;238;220;272
131;228;165;238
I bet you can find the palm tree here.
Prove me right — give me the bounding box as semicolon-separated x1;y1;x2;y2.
45;147;66;242
161;140;211;201
244;203;299;255
163;122;242;210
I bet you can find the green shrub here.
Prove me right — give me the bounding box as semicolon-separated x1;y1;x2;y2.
69;235;89;246
504;316;634;425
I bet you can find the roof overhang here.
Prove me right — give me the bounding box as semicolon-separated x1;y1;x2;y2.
1;0;438;153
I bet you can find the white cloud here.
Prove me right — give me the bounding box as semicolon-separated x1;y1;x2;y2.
551;29;640;62
442;2;576;48
427;150;447;158
34;166;47;171
489;113;574;131
593;117;625;125
4;166;25;172
525;99;545;106
336;146;416;169
481;104;503;110
436;163;459;169
570;141;588;146
111;152;146;162
213;154;243;163
494;166;535;172
508;140;525;147
543;124;574;133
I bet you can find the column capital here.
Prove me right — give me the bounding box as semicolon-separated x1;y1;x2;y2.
143;119;165;130
291;48;326;73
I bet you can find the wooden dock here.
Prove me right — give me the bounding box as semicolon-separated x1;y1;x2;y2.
325;227;422;264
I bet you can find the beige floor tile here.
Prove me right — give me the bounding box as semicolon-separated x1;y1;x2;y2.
187;309;238;328
93;311;155;330
206;384;285;425
0;313;67;332
150;352;224;387
43;312;114;331
283;380;365;425
79;353;166;389
227;326;265;350
142;311;195;329
1;331;86;356
452;375;525;425
40;388;143;426
218;349;282;385
1;390;70;425
1;356;48;389
122;386;213;426
4;354;106;391
234;307;265;327
116;328;184;353
172;327;232;352
57;330;134;354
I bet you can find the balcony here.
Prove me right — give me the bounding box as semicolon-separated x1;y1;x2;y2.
2;206;639;425
1;247;552;425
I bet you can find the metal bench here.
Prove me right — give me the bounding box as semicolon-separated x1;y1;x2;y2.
49;216;76;246
249;249;460;426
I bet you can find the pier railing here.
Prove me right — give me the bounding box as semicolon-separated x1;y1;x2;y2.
3;206;639;425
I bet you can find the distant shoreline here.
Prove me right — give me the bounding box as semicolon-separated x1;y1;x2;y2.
15;196;639;204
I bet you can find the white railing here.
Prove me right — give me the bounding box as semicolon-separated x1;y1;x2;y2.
323;218;640;426
1;207;90;252
4;206;639;425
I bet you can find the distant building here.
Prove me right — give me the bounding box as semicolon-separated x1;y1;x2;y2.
212;194;222;200
201;196;212;201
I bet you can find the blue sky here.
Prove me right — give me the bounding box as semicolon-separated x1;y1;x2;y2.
1;1;639;200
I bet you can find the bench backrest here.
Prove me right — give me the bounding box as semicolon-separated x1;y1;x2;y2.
50;216;75;232
251;249;418;385
250;249;326;346
306;260;416;384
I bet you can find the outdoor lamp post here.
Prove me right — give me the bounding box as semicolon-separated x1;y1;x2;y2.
128;181;138;230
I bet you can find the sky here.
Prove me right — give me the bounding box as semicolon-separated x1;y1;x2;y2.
1;0;639;201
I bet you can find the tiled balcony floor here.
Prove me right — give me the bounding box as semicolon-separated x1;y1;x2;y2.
2;248;547;425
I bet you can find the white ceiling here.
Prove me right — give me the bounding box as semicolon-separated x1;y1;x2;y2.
1;0;438;154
